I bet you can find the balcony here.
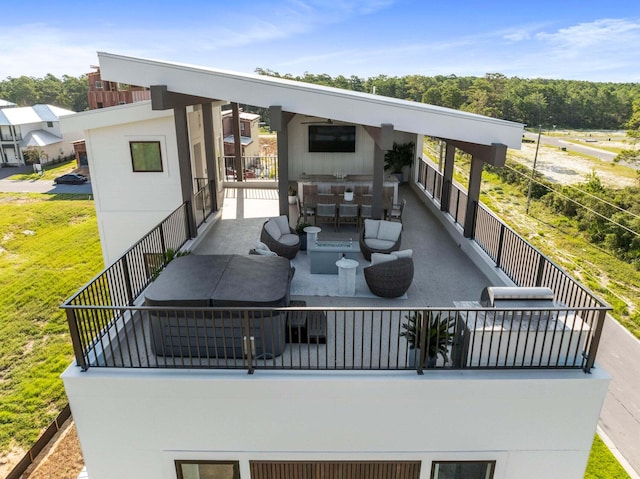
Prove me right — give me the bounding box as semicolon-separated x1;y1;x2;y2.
62;159;609;374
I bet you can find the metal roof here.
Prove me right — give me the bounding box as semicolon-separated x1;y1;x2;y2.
0;99;16;107
21;129;63;147
97;52;524;149
0;104;75;126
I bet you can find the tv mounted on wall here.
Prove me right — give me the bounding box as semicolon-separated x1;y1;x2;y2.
308;125;356;153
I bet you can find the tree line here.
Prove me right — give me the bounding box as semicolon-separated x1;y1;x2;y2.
0;74;88;112
255;68;640;131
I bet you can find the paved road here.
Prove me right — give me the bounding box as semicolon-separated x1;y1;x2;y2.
0;167;92;195
597;316;640;477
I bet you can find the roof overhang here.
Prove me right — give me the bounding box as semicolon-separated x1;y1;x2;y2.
97;52;524;150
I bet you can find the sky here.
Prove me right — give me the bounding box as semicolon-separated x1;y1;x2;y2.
1;0;640;83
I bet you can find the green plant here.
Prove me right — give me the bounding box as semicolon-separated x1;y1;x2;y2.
400;310;456;364
384;141;415;173
150;249;191;280
345;186;353;193
296;222;313;234
288;185;297;196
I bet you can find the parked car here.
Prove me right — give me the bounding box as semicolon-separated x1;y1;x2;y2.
54;173;88;185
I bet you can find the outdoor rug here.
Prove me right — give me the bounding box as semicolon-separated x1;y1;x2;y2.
289;252;407;299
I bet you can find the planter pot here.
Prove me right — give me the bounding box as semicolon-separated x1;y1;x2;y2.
392;172;403;184
288;195;297;204
344;191;354;201
408;348;437;368
401;165;411;183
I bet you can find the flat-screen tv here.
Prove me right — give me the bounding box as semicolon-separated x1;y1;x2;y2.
308;125;356;153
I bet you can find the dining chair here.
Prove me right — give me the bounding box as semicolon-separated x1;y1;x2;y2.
337;203;358;230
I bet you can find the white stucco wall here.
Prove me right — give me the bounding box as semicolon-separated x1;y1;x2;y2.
81;112;182;263
63;367;609;479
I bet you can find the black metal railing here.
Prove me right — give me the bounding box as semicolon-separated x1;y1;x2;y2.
193;180;214;228
417;159;467;227
61;305;607;373
223;156;278;181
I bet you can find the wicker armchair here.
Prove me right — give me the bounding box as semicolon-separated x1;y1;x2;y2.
364;257;414;298
260;220;300;259
359;220;402;261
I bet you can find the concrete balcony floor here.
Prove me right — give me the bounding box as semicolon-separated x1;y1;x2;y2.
191;184;493;308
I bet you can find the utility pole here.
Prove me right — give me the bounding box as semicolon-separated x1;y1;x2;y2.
526;124;542;214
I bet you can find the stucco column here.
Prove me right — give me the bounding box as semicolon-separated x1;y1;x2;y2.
372;123;394;220
269;106;294;217
173;106;197;238
231;103;243;182
202;102;217;212
441;142;455;213
463;155;483;238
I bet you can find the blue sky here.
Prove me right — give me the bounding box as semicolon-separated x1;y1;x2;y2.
2;0;640;82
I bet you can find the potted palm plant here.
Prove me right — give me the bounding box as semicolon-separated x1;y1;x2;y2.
384;141;415;183
288;185;297;204
400;310;456;368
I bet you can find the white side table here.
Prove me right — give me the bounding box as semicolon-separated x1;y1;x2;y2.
303;226;321;245
335;257;358;296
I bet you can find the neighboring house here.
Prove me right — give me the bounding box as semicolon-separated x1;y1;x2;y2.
87;66;151;110
0;99;17;108
0;104;81;165
60;52;610;479
221;108;261;157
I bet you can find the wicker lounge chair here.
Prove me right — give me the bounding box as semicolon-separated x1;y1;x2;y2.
359;219;402;261
260;217;300;259
364;257;414;298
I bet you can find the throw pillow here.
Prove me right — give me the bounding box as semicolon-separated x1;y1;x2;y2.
364;219;380;239
254;247;277;256
391;249;413;259
371;253;398;266
255;241;270;251
273;215;291;236
377;220;402;242
264;219;282;241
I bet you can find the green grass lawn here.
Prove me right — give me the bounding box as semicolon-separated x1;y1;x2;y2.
6;159;78;181
0;193;102;451
586;435;631;478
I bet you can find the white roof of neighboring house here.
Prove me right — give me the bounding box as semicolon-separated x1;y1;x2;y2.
21;129;63;147
221;110;261;121
97;51;524;149
223;135;253;146
0;99;16;107
0;104;76;126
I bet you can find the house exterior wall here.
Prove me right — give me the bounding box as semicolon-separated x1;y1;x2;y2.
287;116;417;180
62;367;609;479
82;114;182;263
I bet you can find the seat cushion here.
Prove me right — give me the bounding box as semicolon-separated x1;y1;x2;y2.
364;218;380;239
264;219;282;241
279;233;300;246
365;238;396;250
274;215;291;236
377;220;402;242
371;253;398;266
391;249;413;259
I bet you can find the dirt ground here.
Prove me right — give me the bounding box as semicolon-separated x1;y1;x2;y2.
0;420;84;479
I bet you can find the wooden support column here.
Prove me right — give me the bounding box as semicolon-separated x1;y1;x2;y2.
269;106;295;216
174;106;197;238
231;103;243;182
440;142;455;212
201;102;217;212
463;155;483;238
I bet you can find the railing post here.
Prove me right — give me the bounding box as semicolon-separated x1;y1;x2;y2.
496;223;506;268
535;255;546;286
243;311;254;374
469;201;479;239
121;255;134;306
584;309;607;373
159;223;166;255
65;309;88;371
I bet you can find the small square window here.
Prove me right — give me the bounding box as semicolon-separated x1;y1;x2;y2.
431;461;495;479
47;121;54;128
95;80;103;89
130;141;163;172
175;460;240;479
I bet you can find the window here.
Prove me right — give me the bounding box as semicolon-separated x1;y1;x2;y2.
95;80;103;89
130;141;163;172
431;461;495;479
47;121;53;128
175;460;240;479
